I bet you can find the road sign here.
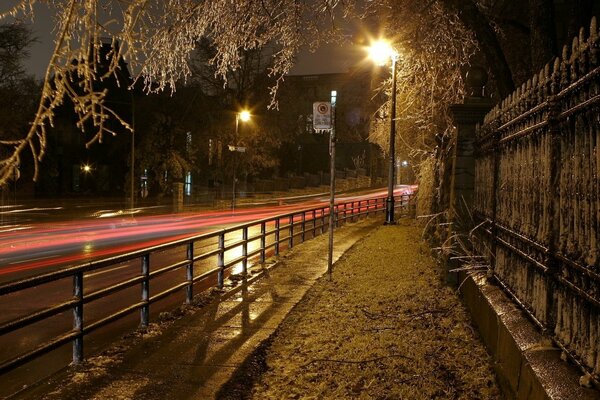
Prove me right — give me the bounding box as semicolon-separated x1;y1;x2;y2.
313;102;331;131
228;145;246;153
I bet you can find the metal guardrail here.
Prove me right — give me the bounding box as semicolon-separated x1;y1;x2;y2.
0;193;413;376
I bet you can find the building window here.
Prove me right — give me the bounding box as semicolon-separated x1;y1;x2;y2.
185;172;192;196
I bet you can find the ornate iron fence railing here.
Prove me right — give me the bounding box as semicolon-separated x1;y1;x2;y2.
474;17;600;380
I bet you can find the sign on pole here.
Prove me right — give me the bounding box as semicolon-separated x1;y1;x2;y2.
313;102;332;131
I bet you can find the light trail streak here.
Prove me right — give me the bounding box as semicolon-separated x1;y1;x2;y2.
0;187;413;280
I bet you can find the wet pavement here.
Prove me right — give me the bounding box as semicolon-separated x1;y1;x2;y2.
19;216;381;399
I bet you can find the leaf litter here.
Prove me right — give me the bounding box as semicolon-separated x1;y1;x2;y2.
234;219;501;399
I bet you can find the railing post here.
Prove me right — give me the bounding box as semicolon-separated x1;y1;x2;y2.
288;215;294;248
320;208;325;234
217;232;225;288
275;218;280;255
260;222;266;263
186;241;194;304
141;253;150;328
366;199;370;217
72;271;84;365
301;211;306;242
242;226;248;274
312;209;316;237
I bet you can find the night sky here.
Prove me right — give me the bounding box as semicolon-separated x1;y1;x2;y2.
17;3;361;79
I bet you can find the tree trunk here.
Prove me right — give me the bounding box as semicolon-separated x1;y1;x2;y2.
444;0;516;98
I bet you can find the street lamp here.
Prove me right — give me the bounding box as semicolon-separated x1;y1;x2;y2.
232;109;251;210
369;39;399;225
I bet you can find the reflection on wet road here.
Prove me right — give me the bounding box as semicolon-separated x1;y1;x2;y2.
0;188;413;282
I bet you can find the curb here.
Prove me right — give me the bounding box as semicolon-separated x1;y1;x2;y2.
456;271;598;400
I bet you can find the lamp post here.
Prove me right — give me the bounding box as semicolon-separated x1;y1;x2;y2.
232;110;250;211
369;40;399;225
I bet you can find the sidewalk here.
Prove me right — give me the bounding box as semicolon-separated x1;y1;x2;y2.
21;217;382;399
22;218;499;399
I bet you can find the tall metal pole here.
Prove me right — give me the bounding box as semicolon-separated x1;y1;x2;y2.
232;114;239;211
130;93;135;211
327;92;337;276
384;56;397;225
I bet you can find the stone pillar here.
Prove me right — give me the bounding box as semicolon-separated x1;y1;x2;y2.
448;67;493;229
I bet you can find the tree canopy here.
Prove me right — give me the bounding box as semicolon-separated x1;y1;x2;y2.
0;0;344;186
0;0;595;193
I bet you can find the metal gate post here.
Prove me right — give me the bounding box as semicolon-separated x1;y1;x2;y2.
288;215;294;248
72;271;84;364
141;253;150;328
260;222;266;263
217;232;225;288
301;212;306;242
242;227;248;274
186;241;194;304
275;218;280;255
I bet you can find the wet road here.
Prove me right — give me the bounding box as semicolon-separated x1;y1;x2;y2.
0;187;414;283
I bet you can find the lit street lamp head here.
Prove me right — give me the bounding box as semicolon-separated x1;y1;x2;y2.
368;39;398;66
238;110;251;122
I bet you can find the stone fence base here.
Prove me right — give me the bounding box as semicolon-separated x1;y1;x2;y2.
455;271;598;400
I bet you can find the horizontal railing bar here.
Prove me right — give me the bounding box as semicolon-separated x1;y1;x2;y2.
491;275;546;331
246;232;264;243
555;253;600;283
84;302;145;335
278;223;292;231
0;331;79;375
494;222;549;253
556;275;600;309
224;256;246;269
194;247;220;261
247;248;262;259
495;236;549;273
149;282;189;304
264;241;278;251
0;299;77;336
192;267;221;283
223;239;246;252
264;228;279;236
84;276;145;304
149;259;189;279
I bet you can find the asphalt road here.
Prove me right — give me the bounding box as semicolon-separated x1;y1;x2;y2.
0;188;402;283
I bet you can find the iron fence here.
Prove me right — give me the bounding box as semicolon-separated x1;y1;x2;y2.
474;17;600;379
0;192;412;377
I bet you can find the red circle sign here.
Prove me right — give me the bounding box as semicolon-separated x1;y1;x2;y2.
317;103;329;114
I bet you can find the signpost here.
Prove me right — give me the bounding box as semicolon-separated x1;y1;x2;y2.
313;95;336;276
228;144;246;211
313;102;332;132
